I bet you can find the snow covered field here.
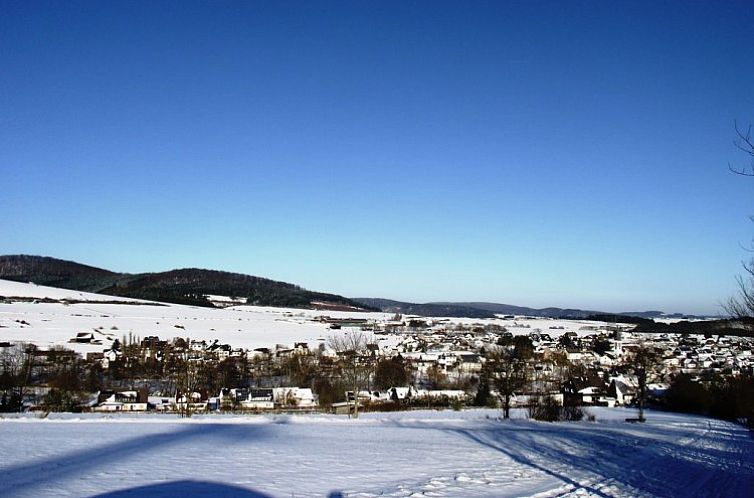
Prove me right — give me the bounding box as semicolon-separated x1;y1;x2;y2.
0;279;141;303
0;408;751;498
0;279;394;352
0;279;626;355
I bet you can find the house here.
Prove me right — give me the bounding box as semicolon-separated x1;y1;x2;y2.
175;391;208;412
69;332;99;344
272;387;317;408
577;386;601;404
457;354;482;374
86;352;105;362
566;351;583;362
93;390;148;412
239;389;274;410
147;396;174;412
597;352;617;367
363;386;418;403
248;348;271;360
190;340;207;351
608;377;636;406
141;336;167;351
331;401;356;415
104;349;121;362
208;342;232;360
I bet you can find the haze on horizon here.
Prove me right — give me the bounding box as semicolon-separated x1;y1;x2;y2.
2;1;753;316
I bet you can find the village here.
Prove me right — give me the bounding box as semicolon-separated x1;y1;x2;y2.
2;312;753;418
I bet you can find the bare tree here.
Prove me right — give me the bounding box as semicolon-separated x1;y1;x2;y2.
486;346;529;419
173;355;205;418
0;343;35;412
624;343;662;422
725;121;754;320
328;330;375;418
725;267;754;320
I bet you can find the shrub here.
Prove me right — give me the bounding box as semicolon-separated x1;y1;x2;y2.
450;397;464;411
528;395;585;422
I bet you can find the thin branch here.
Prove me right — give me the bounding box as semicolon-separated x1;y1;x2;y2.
728;162;754;176
729;121;754;175
734;120;754;153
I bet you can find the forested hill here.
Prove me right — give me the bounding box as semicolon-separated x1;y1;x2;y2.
99;268;372;309
354;298;709;321
0;255;374;311
0;255;125;291
352;298;498;319
354;298;611;319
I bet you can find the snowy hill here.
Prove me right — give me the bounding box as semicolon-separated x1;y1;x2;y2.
0;255;374;310
0;408;751;497
0;278;142;303
0;279;390;352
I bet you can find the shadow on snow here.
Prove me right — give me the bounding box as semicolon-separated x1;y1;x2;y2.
1;423;270;495
390;417;754;498
90;480;273;498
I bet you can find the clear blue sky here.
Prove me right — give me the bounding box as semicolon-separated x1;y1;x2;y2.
2;1;753;315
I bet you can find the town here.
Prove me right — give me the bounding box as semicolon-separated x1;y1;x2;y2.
2;311;753;424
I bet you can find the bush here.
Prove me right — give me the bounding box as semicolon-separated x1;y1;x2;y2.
450;397;464;411
528;395;561;421
665;374;711;414
43;389;82;412
528;395;585;422
561;404;586;421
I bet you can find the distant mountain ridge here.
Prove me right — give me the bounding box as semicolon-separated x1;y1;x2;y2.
0;255;374;311
1;255;706;319
352;299;499;319
354;298;703;320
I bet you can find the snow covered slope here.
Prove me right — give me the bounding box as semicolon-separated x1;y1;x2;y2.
0;408;751;497
0;278;141;302
0;279;619;353
0;279;391;352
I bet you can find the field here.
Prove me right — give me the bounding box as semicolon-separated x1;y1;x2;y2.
0;279;625;356
1;408;752;498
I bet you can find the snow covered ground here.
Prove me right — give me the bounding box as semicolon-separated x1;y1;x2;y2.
0;279;626;354
0;279;141;303
1;281;751;497
0;408;751;498
0;279;394;352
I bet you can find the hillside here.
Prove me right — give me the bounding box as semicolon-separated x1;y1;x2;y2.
353;298;497;319
0;255;126;292
446;301;601;318
356;298;705;320
0;255;372;311
355;298;598;319
99;268;371;309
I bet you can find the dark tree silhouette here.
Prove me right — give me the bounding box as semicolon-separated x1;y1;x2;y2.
487;346;529;419
623;343;662;422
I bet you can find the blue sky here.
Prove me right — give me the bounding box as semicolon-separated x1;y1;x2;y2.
2;1;753;314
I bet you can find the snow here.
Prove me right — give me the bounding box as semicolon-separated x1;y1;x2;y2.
0;279;142;303
1;280;752;496
0;408;751;497
0;279;393;353
0;280;619;355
